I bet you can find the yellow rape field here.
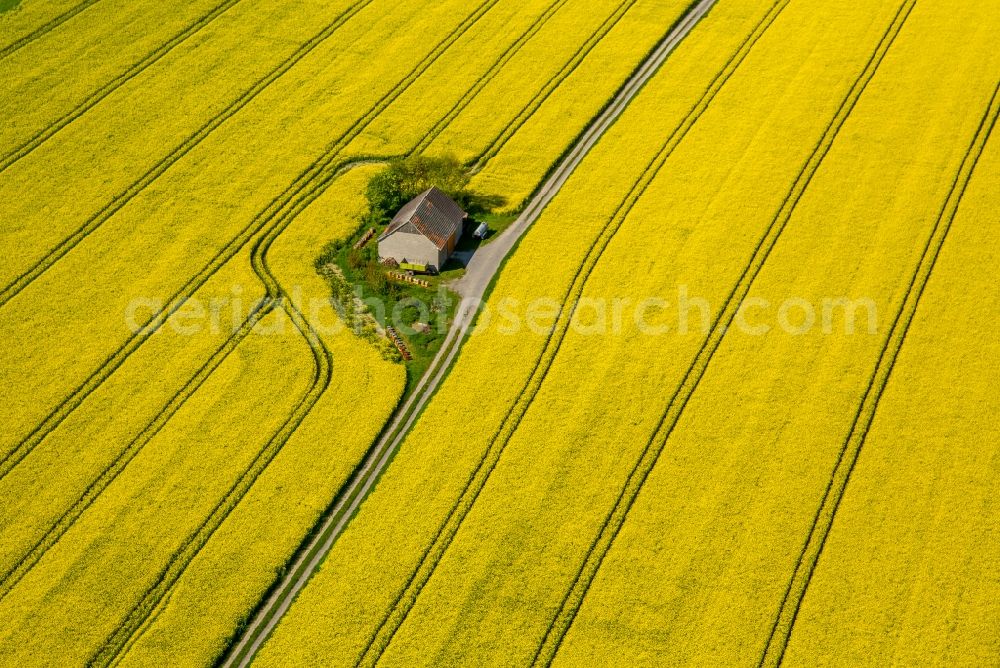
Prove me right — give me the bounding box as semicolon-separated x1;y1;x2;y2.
1;0;236;157
0;307;315;664
256;0;818;662
349;0;695;209
4;0;997;664
0;0;522;475
781;127;1000;665
556;3;1000;665
258;0;1000;666
109;166;407;667
0;0;433;290
465;0;707;209
0;0;93;56
0;0;709;664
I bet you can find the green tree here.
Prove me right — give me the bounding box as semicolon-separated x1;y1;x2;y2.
364;154;470;223
365;168;406;222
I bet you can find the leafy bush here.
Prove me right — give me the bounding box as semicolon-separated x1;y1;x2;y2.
347;248;366;270
364;264;392;296
314;239;343;271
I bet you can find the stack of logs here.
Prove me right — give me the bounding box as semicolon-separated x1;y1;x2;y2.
353;228;375;249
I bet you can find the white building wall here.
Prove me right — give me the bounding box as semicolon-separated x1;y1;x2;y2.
378;231;442;269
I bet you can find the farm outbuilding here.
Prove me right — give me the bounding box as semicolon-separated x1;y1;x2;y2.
377;187;466;272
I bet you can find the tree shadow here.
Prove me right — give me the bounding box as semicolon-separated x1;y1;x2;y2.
462;191;507;217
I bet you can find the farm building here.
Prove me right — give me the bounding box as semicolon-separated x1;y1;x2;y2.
378;187;466;272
